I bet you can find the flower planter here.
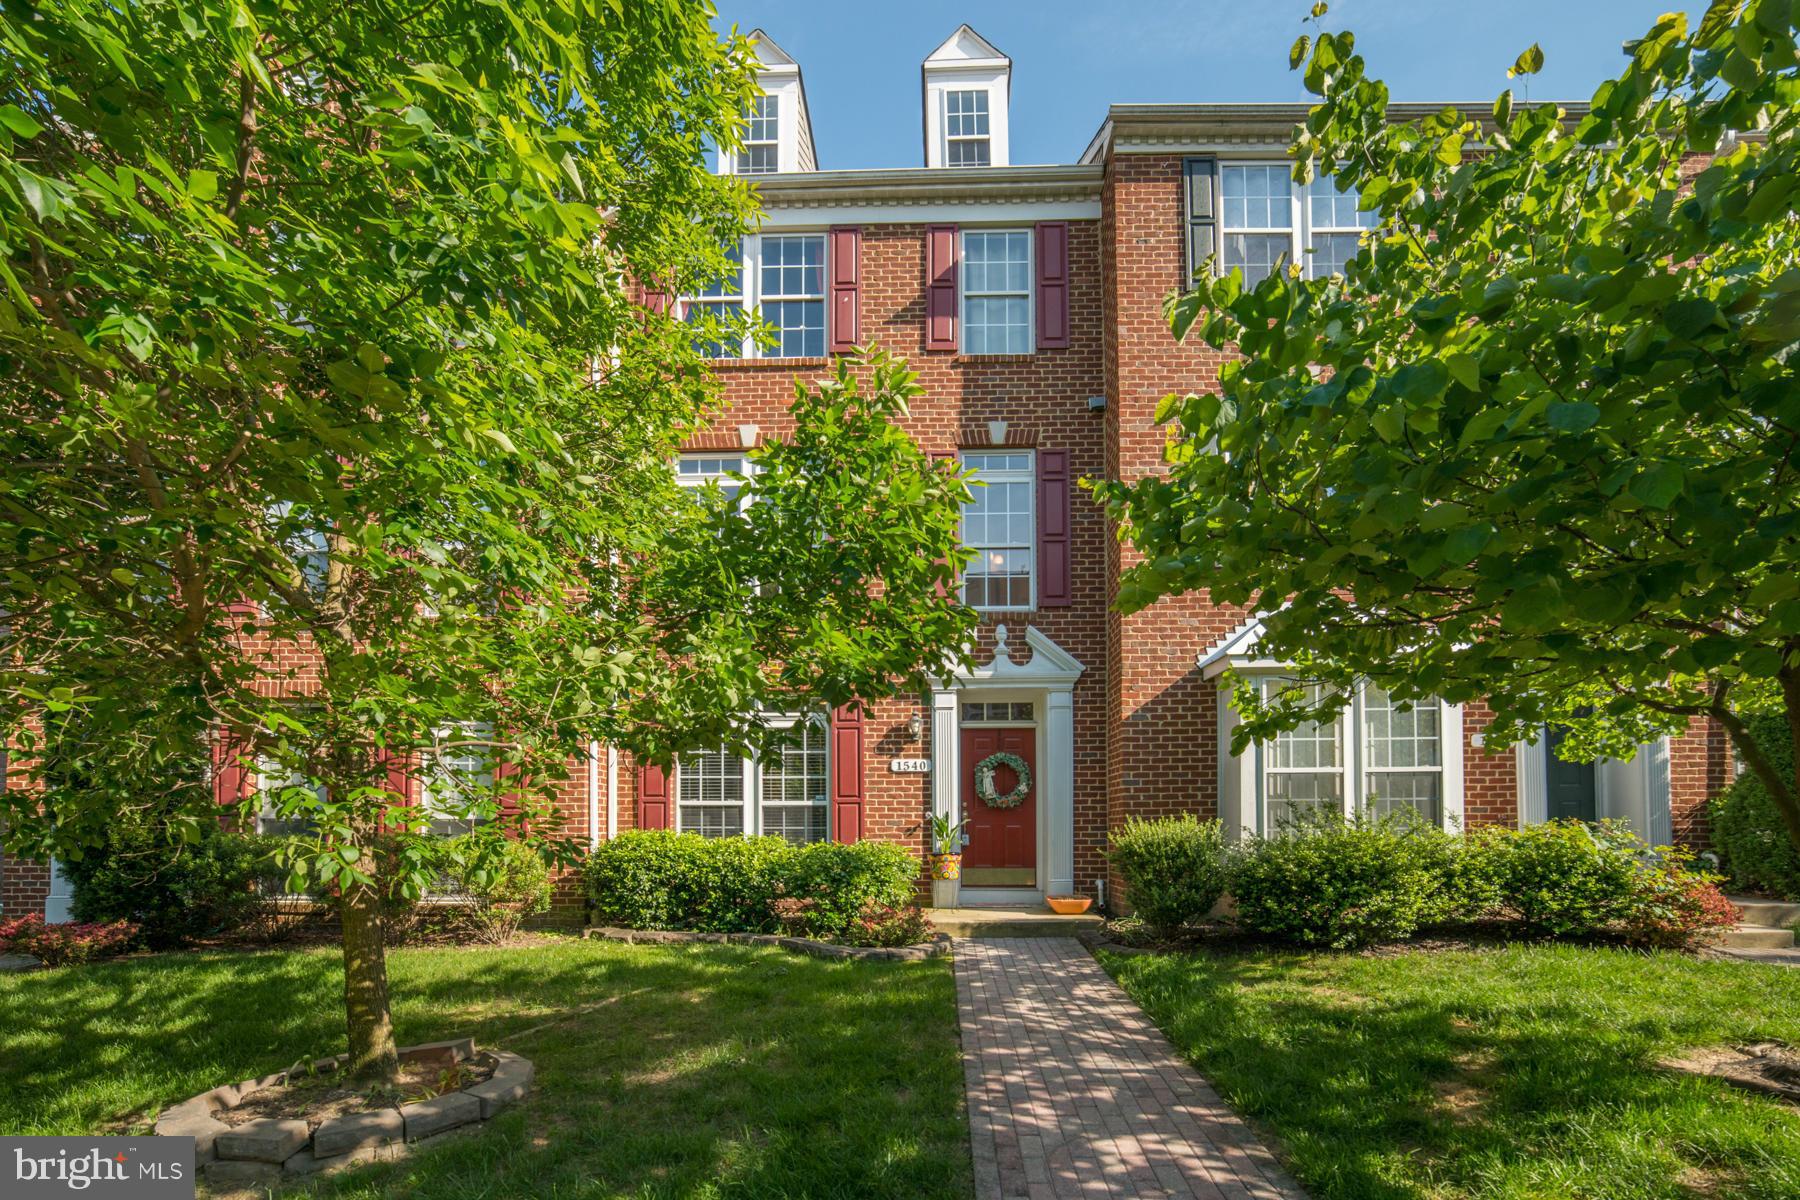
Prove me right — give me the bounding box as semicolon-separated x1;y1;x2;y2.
930;853;961;881
1045;895;1093;915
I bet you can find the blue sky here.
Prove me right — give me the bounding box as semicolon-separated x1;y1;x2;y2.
708;1;1701;169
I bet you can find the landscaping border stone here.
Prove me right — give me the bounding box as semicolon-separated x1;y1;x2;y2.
579;925;952;961
152;1039;532;1186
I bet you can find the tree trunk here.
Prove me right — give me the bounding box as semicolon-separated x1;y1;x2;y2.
339;881;399;1082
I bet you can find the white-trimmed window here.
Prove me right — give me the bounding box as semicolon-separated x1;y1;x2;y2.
1243;680;1458;832
675;453;751;510
736;95;779;175
421;723;494;837
960;451;1034;611
961;230;1032;355
945;89;991;167
255;758;325;837
676;715;829;844
678;235;825;360
1218;165;1374;286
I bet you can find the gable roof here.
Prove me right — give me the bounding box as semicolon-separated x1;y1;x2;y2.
923;23;1010;67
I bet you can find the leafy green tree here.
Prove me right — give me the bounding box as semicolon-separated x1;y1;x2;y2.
1097;1;1800;848
0;1;973;1080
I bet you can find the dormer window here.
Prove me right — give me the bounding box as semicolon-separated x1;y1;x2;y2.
737;95;780;175
945;90;991;167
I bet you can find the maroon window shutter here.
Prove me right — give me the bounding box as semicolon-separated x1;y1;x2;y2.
382;750;414;806
829;705;865;843
828;227;861;352
640;278;672;316
925;225;959;351
1037;449;1072;608
636;761;670;830
931;450;960;597
1034;222;1070;349
212;728;248;811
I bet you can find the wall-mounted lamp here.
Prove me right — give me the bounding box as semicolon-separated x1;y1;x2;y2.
907;714;924;739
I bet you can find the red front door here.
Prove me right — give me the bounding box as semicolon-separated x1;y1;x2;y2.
961;726;1037;888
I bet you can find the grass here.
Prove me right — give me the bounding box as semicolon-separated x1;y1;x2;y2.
1101;943;1800;1200
0;937;970;1198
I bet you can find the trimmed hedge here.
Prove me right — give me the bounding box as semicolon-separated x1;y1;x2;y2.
1464;820;1643;937
65;820;269;949
1709;711;1800;899
1106;815;1228;937
583;831;917;936
1229;813;1460;948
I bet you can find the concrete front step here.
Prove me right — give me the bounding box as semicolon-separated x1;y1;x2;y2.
1719;923;1797;950
1730;897;1800;930
930;906;1103;938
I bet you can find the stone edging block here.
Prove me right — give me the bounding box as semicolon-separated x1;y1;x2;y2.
401;1090;482;1142
313;1106;405;1158
215;1116;310;1163
581;926;953;962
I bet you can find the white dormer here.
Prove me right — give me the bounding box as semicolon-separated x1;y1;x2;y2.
921;25;1010;168
721;30;817;176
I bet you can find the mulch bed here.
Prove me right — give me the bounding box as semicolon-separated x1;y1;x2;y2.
221;1053;499;1133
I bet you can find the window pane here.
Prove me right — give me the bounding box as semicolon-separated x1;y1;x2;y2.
1221;233;1290;287
1266;772;1343;829
1366;773;1443;825
677;746;743;841
762;299;824;357
759;721;828;845
1366;689;1440;769
761;235;824;297
685;300;743;358
1306;233;1362;279
747;94;779;142
736;143;777;175
947;138;991;167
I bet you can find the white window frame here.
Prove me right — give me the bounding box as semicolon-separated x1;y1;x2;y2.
254;756;326;837
959;450;1035;612
1217;162;1374;285
1235;678;1464;835
959;229;1034;356
420;722;495;837
675;452;754;512
944;88;992;168
736;94;780;176
674;712;830;844
677;234;827;360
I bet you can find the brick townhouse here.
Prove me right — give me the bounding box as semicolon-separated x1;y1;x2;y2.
0;25;1731;922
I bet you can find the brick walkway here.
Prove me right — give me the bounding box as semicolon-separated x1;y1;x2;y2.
955;938;1306;1200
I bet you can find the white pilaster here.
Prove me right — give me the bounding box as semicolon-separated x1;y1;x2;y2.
1046;690;1076;896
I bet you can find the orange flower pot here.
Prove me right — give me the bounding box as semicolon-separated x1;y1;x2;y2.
930;853;962;881
1045;895;1092;915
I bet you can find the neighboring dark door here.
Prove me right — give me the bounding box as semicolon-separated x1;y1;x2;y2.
1544;724;1598;822
961;726;1037;888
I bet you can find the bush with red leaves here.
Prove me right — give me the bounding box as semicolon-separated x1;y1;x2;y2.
0;914;140;966
1620;852;1742;951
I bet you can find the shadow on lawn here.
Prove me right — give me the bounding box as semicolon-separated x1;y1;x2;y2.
1108;949;1800;1200
0;941;970;1200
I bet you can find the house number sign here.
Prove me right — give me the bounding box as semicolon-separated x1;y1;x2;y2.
888;758;932;774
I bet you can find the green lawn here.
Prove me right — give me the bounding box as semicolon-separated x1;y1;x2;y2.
0;937;970;1198
1102;944;1800;1200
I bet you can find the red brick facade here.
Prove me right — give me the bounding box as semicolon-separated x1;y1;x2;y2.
0;101;1735;921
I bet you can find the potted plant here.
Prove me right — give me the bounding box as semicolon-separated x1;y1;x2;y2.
929;812;964;907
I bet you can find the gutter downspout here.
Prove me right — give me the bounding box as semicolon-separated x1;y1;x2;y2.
586;741;601;851
606;743;619;841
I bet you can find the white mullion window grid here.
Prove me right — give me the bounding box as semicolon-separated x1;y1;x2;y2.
1361;685;1447;826
1255;678;1349;832
1219;163;1373;286
421;721;495;837
735;94;779;175
675;452;754;513
959;450;1035;612
758;233;826;358
1250;678;1455;832
255;756;327;837
944;89;991;167
757;713;830;844
674;713;829;844
678;235;826;361
679;240;747;360
960;229;1034;355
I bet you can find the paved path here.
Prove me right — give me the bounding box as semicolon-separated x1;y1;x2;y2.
955;938;1307;1200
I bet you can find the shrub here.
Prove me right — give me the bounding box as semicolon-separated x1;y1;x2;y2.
64;821;268;949
583;832;918;937
1709;711;1800;899
1465;820;1643;937
441;837;554;944
838;903;935;948
1619;849;1742;950
779;840;918;934
0;914;140;966
1106;815;1229;937
1229;812;1460;948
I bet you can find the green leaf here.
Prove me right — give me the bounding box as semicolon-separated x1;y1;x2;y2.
1627;463;1685;509
1509;43;1545;77
0;104;42;139
1289;34;1312;69
1664;298;1724;340
482;428;518;454
1546;401;1601;432
188;169;217;201
1446;353;1480;391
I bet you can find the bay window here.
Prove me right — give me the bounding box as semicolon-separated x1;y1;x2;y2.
675;715;830;844
1237;680;1460;833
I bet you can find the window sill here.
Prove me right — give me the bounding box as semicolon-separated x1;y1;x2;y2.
703;356;833;369
953;354;1036;364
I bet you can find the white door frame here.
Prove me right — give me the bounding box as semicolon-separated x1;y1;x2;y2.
930;624;1083;907
1516;732;1672;844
